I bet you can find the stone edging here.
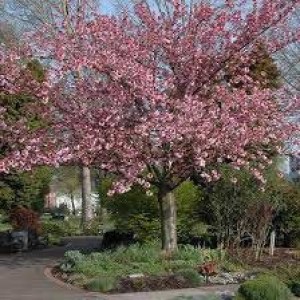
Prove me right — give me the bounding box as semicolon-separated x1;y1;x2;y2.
44;266;239;299
43;266;111;299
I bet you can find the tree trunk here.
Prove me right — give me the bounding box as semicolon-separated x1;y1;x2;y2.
70;193;76;216
269;230;276;256
81;166;93;229
158;189;177;252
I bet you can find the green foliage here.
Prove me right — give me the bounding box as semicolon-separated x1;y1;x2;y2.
0;221;12;232
42;220;65;236
60;250;85;273
86;276;117;292
249;44;282;89
221;258;245;273
102;180;201;243
268;263;300;297
83;218;104;236
196;162;299;253
41;217;82;242
288;280;300;297
103;184;159;241
175;269;205;287
0;63;51;213
26;59;45;83
67;274;88;287
0;167;52;212
61;242;223;280
235;275;292;300
48;234;62;246
272;263;300;283
173;245;222;266
274;181;300;248
65;250;85;264
176;181;203;242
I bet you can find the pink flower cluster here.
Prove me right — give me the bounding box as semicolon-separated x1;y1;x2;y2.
0;0;299;193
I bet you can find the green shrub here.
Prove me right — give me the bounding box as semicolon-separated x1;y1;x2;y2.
47;234;62;246
174;245;222;266
102;185;160;242
272;263;300;283
41;217;82;238
221;257;245;273
288;280;300;297
59;242;224;280
175;269;204;287
235;275;292;300
60;250;85;273
102;181;201;243
42;221;65;236
83;218;104;236
85;277;117;292
0;222;12;232
65;250;85;264
67;273;88;287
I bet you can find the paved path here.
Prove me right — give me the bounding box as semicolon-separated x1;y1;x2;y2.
0;237;238;300
0;237;104;300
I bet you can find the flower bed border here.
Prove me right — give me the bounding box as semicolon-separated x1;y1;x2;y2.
44;265;239;297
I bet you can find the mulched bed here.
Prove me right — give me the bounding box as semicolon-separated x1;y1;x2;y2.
51;267;208;293
114;274;196;293
51;266;69;282
229;248;300;269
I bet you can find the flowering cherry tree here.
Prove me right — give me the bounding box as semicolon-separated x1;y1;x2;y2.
1;0;299;251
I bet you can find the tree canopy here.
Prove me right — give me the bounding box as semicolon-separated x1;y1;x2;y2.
0;0;299;250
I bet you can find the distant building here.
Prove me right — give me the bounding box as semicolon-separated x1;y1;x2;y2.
56;192;99;213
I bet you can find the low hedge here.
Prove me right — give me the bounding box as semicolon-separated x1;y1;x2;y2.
235;275;292;300
288;280;300;297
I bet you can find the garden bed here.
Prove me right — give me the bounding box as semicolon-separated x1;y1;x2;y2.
52;265;245;294
53;242;253;294
234;248;300;269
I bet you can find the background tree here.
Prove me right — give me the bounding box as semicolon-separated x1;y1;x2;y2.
1;0;96;228
52;166;81;215
275;7;300;95
101;180;200;243
0;167;51;212
197;164;288;259
0;46;52;212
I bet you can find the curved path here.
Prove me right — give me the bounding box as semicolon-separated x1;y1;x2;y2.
0;237;238;300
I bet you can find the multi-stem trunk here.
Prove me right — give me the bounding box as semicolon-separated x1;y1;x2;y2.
81;165;93;229
158;188;178;253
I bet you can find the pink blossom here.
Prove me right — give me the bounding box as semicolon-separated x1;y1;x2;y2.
0;0;299;193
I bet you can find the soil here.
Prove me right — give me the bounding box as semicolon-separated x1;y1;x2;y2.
114;275;199;293
229;248;300;269
51;267;211;293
